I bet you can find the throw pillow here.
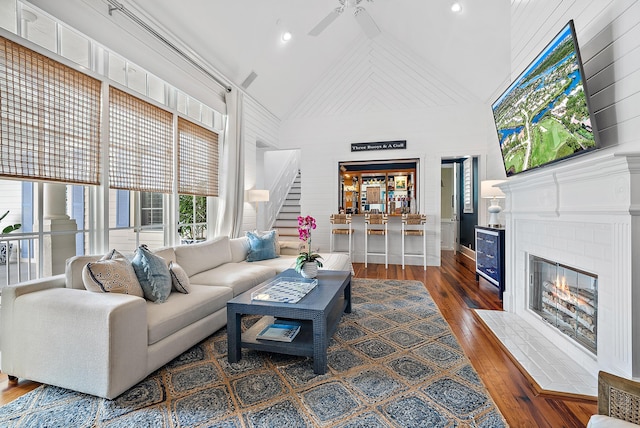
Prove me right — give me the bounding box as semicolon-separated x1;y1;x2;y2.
246;229;279;262
82;250;144;297
131;244;172;303
169;261;190;294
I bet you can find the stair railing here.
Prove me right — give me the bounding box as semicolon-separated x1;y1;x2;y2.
264;151;300;230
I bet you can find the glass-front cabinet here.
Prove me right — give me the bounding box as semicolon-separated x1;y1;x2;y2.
339;159;418;215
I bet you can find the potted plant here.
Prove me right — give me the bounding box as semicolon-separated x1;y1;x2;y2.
1;210;21;265
295;215;323;278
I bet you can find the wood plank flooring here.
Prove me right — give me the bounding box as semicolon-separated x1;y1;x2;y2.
0;251;597;426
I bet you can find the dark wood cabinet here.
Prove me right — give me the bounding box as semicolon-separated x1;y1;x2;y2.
475;226;505;299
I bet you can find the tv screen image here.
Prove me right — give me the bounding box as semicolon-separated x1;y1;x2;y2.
492;20;598;176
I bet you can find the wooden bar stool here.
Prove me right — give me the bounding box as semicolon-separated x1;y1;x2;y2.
329;213;353;257
365;213;388;268
402;213;426;270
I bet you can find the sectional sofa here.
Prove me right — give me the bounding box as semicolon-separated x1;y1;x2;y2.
0;235;352;399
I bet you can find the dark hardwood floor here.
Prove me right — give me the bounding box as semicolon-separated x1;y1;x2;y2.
353;251;596;428
1;251;596;426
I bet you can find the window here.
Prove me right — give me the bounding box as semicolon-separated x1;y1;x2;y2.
0;2;224;283
179;195;207;242
463;158;473;214
141;192;163;228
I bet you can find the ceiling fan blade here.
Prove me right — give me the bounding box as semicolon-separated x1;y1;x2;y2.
354;7;381;38
308;8;342;36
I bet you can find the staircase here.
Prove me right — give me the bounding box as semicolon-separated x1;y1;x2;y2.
273;172;301;240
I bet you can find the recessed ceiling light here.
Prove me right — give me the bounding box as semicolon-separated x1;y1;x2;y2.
281;31;292;42
451;2;462;13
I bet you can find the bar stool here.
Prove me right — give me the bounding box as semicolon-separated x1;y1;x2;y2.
329;213;353;258
402;213;427;270
365;213;388;268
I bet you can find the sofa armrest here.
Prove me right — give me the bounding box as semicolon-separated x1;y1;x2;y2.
279;240;304;256
1;284;148;399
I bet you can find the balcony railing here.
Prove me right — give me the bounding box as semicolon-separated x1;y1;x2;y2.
0;229;88;292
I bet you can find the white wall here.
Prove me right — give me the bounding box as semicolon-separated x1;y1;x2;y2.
508;0;640;154
278;35;500;265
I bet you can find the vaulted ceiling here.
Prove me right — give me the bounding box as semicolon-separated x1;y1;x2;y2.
125;0;511;119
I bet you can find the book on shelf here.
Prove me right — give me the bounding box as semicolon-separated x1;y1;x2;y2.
256;321;301;342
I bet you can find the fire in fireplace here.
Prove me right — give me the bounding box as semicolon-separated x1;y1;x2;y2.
529;255;598;354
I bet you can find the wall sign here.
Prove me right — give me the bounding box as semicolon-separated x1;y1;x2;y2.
351;140;406;152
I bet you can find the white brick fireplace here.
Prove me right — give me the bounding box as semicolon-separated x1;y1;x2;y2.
481;151;640;395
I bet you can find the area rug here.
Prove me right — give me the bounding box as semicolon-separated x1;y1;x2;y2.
0;279;508;427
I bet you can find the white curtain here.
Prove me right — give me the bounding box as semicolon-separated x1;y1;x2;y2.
214;89;245;238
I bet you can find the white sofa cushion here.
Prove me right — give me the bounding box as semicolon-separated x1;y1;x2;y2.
153;246;177;264
587;415;640;427
189;262;276;296
229;237;250;263
146;285;233;345
174;236;232;277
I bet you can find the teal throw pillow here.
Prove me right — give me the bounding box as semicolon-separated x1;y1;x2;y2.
131;244;172;303
246;230;279;262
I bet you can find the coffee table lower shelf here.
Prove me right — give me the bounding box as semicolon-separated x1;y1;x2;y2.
241;297;347;358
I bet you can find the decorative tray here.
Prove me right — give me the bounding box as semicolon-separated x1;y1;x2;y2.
251;276;318;303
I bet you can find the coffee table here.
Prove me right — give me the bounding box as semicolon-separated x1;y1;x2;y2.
226;269;352;374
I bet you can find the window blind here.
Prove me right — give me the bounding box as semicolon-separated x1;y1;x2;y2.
0;36;101;184
177;117;219;196
109;86;173;193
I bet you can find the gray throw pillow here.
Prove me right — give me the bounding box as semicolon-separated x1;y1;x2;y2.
131;244;172;303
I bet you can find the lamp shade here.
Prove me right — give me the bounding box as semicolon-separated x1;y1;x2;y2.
481;180;505;199
247;189;269;202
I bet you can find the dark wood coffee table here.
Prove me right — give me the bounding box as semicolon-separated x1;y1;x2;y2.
226;269;352;374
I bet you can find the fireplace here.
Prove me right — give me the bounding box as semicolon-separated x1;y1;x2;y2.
490;152;640;391
528;254;597;355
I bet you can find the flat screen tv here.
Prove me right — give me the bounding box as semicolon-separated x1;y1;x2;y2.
492;20;599;177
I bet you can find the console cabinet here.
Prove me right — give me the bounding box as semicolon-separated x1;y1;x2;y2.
475;226;505;299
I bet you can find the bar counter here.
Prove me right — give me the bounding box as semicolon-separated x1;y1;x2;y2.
330;214;427;267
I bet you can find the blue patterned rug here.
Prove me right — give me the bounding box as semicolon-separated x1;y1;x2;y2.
0;279;507;427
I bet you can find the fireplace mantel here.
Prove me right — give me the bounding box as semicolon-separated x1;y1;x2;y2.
498;151;640;380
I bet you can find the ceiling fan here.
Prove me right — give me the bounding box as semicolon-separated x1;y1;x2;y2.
308;0;381;38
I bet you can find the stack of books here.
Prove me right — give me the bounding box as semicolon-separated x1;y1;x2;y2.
256;320;301;342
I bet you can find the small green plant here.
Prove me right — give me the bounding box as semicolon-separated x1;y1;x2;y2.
1;210;21;234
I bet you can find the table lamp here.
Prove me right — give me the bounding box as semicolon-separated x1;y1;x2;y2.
481;180;505;228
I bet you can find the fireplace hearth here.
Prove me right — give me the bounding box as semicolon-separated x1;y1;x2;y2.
529;254;598;355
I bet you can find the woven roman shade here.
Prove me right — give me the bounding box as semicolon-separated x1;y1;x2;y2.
109;87;173;193
177;117;218;196
0;36;101;184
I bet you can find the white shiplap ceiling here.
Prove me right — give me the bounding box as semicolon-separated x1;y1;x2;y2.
92;0;511;119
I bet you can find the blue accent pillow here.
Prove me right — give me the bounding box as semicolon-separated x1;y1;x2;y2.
131;244;172;303
246;230;279;262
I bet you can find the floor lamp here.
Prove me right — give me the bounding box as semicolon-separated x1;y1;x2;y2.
481;180;505;228
247;189;270;230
